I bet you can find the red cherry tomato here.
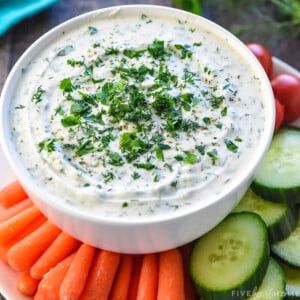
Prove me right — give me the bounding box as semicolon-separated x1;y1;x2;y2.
274;98;284;131
246;43;273;78
271;74;300;124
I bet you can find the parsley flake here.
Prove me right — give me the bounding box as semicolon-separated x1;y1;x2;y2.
224;139;239;153
38;137;56;152
88;26;98;35
31;86;45;104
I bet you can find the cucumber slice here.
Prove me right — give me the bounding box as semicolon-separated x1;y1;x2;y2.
252;127;300;205
248;258;285;300
272;215;300;268
233;188;297;242
189;212;270;300
279;260;300;299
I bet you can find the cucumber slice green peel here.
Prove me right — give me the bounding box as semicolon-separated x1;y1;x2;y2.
189;212;270;300
233;188;297;243
252;127;300;205
272;216;300;268
248;258;285;300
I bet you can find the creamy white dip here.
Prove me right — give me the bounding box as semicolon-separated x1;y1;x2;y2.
9;9;267;219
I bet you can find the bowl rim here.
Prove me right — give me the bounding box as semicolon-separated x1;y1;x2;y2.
0;4;275;225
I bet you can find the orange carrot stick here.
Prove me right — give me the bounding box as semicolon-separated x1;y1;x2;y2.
16;271;40;297
34;253;75;300
30;231;81;279
0;180;28;208
127;255;143;300
108;255;133;300
157;248;186;300
59;243;96;300
0;198;33;223
0;214;47;263
0;205;41;245
80;249;121;300
180;243;197;300
7;220;61;272
136;253;159;300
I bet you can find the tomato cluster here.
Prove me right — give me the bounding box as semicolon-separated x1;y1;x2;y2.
246;43;300;131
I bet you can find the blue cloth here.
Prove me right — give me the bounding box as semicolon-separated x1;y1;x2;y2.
0;0;59;36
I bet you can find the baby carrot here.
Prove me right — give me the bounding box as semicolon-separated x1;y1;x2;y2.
0;180;27;208
34;253;75;300
80;249;121;300
180;243;197;300
0;198;32;223
7;220;61;272
136;253;159;300
157;248;186;300
30;231;81;279
0;205;41;245
0;214;47;263
16;271;40;297
108;254;133;300
59;243;96;300
126;255;143;300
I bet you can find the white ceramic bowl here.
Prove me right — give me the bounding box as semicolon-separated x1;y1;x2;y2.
0;5;275;254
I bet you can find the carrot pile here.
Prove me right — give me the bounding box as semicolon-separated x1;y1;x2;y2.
0;180;197;299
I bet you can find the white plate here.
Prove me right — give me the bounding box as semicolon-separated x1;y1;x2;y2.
0;57;299;300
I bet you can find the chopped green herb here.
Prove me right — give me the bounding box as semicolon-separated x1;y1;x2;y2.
59;78;73;93
210;94;225;109
88;26;98;35
141;14;147;20
174;44;193;59
224;139;239;153
123;49;146;58
31;86;45;104
221;106;228;116
147;39;170;60
174;154;184;161
195;145;205;155
102;171;114;183
223;83;231;90
55;105;64;116
61;116;81;127
170;181;177;187
67;59;84;67
38;137;56;152
120;132;152;162
193;42;202;46
207;149;218;165
133;163;155;170
184;151;198;164
132;172;141;179
203;117;211;125
156;147;164;161
108;151;124;166
76;140;95;156
70;101;91;116
15;105;25;109
105;47;119;55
